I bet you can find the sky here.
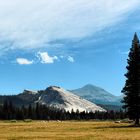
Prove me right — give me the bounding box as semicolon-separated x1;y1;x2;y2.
0;0;140;95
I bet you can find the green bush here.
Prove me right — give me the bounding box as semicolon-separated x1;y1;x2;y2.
23;119;32;122
10;119;17;123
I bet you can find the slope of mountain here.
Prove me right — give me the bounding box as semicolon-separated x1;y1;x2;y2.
36;86;106;112
0;86;106;112
0;90;39;106
71;84;122;106
0;95;28;106
18;89;39;104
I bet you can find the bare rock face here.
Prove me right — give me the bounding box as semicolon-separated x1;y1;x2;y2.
36;86;106;112
15;86;106;112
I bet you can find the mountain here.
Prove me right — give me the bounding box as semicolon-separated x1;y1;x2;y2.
0;86;106;112
36;86;106;112
71;84;122;106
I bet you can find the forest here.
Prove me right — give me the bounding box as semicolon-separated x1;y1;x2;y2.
0;100;126;120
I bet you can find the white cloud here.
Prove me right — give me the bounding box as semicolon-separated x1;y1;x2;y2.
0;0;139;52
16;58;33;65
68;56;74;63
37;52;58;64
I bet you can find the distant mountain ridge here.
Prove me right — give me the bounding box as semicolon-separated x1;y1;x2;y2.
71;84;122;106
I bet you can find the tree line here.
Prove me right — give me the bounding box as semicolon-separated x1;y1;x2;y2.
0;100;126;120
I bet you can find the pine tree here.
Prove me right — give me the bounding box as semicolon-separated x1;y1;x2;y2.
122;33;140;125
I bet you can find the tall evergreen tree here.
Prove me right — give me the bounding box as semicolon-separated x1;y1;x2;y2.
122;33;140;125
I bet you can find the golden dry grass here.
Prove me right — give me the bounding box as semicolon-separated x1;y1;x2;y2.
0;120;139;140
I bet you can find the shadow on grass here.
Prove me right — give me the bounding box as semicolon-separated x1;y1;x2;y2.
95;124;140;129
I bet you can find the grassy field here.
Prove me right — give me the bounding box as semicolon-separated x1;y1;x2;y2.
0;120;140;140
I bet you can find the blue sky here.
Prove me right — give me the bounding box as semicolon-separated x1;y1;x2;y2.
0;0;140;95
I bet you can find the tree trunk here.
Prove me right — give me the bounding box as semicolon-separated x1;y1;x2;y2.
135;118;139;125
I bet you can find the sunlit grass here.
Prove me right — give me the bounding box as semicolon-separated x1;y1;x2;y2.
0;120;139;140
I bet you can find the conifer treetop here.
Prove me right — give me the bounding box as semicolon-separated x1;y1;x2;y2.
133;32;139;43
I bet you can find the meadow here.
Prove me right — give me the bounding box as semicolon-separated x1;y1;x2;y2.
0;120;139;140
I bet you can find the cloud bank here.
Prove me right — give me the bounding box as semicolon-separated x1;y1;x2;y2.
0;0;140;53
